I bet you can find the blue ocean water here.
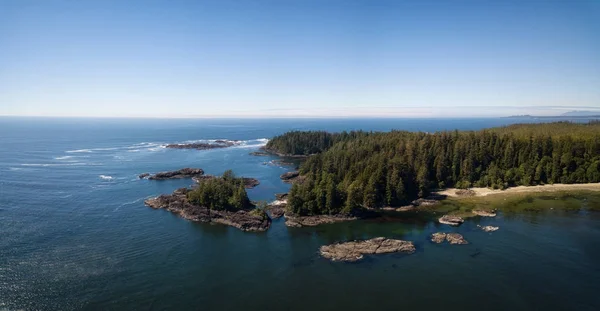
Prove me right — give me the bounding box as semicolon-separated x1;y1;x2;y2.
1;117;599;310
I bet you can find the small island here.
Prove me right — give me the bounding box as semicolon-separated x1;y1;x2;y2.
145;170;270;231
166;140;240;150
319;237;416;262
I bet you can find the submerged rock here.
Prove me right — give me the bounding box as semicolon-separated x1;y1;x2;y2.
320;237;416;262
144;188;271;232
148;168;205;180
439;215;465;226
478;225;499;232
472;209;497;217
431;232;447;243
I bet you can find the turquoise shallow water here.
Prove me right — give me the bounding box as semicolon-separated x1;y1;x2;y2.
1;117;599;310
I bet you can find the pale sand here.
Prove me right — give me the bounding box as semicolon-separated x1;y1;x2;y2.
437;183;600;198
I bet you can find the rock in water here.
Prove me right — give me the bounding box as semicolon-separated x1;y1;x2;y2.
438;215;465;226
138;173;150;179
478;225;499;232
431;232;447;243
472;209;497;217
148;168;205;180
320;237;416;262
280;171;300;183
445;233;469;244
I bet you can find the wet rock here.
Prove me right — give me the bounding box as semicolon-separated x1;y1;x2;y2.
431;232;447;243
280;171;300;183
319;237;416;262
446;233;469;244
148;168;205;180
138;173;150;179
284;214;357;227
472;209;497;217
439;215;465;226
478;225;499;232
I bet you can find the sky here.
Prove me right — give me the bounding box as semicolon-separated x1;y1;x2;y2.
1;0;599;118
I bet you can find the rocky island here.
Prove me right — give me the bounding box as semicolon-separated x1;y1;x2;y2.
430;232;469;244
145;171;270;231
166;140;239;150
319;237;416;262
142;168;205;180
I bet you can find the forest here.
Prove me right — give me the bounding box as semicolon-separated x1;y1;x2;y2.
267;122;600;216
187;170;253;211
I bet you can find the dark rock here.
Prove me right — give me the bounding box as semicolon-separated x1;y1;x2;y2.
319;237;416;262
148;168;205;180
144;188;270;232
275;193;288;201
284;214;357;227
138;173;150;179
280;171;304;184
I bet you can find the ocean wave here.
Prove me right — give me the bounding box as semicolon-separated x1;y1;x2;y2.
99;175;113;180
66;149;93;153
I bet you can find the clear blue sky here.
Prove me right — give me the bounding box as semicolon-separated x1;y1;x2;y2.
1;0;599;118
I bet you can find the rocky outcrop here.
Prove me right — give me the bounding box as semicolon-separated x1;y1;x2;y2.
319;237;416;262
280;171;300;182
446;233;468;244
472;209;497;217
249;150;271;156
284;214;357;227
148;168;205;180
478;225;499;232
275;193;288;201
431;232;469;244
144;188;271;231
439;215;465;226
138;173;150;179
191;175;260;189
411;198;440;207
166;140;239;150
431;232;447;243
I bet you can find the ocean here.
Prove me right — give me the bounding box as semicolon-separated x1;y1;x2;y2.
1;117;599;310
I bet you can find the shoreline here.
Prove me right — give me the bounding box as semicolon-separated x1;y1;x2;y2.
436;183;600;198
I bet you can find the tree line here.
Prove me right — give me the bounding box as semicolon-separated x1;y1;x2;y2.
187;170;252;211
269;122;600;216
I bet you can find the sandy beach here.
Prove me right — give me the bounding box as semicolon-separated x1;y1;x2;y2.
437;183;600;198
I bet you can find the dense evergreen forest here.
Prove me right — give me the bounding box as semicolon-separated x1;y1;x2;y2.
268;122;600;216
187;170;252;211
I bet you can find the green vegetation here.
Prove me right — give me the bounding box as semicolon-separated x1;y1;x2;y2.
265;130;369;155
269;122;600;216
187;170;253;211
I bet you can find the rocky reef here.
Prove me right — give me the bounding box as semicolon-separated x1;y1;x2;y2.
319;237;416;262
431;232;469;244
144;188;270;232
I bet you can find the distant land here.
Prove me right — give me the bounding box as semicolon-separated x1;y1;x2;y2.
507;111;600;119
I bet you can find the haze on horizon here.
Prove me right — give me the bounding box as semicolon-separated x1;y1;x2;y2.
1;0;599;118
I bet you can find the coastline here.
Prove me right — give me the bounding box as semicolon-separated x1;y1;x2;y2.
436;183;600;198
